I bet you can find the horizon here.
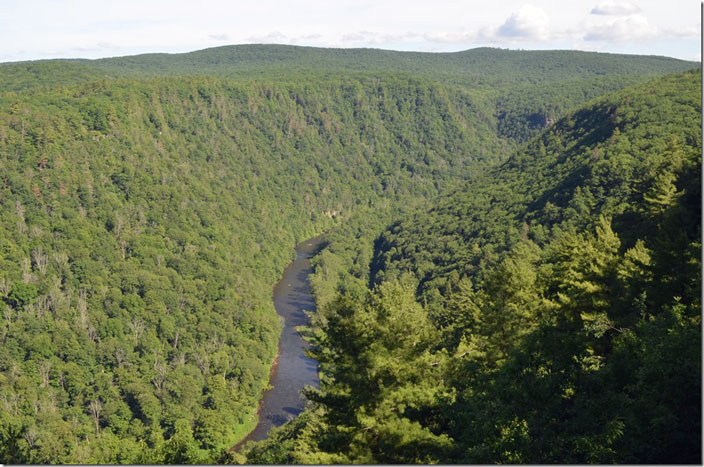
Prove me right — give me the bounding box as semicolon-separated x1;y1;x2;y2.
2;0;700;63
1;42;698;67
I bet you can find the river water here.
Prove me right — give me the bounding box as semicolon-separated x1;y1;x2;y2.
235;235;324;447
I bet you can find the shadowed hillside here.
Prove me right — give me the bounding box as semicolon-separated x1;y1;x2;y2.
246;70;701;464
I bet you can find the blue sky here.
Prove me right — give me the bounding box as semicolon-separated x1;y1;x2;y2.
1;0;700;63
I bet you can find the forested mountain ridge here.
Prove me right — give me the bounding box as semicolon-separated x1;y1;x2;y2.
0;74;511;463
3;45;696;88
1;45;697;144
245;70;701;464
80;45;698;89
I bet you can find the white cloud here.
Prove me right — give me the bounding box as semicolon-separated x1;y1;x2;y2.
497;5;551;40
298;34;323;41
0;0;699;62
245;31;289;43
209;34;230;41
663;24;700;39
243;31;331;47
422;31;476;44
591;1;640;16
340;32;372;43
584;14;658;42
338;31;426;46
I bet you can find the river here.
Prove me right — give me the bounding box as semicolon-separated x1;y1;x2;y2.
234;235;324;448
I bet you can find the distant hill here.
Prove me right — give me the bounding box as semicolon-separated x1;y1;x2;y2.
1;45;697;144
1;45;697;92
83;45;698;84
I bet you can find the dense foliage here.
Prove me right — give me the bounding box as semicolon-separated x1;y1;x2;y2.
3;45;695;143
4;46;694;88
245;71;701;464
0;45;697;464
0;73;512;462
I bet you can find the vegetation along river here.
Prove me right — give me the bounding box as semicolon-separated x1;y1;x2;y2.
236;235;324;447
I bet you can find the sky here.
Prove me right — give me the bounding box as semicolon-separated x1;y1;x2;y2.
1;0;701;63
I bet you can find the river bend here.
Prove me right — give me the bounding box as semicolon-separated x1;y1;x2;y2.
236;235;323;446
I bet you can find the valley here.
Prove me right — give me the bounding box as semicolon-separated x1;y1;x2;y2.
235;235;323;449
0;45;699;464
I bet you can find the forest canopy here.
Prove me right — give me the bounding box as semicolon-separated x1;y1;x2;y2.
0;45;698;463
246;70;702;464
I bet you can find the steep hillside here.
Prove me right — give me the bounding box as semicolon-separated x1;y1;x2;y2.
2;45;696;143
372;70;701;298
0;75;507;463
245;71;701;464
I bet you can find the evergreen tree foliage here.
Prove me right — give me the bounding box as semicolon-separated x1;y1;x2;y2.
248;71;701;464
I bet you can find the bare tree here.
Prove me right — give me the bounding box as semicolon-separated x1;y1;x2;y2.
2;306;10;325
0;393;18;415
21;257;33;283
15;201;27;235
77;290;88;329
89;399;102;436
171;352;186;367
63;288;72;310
0;278;9;296
129;318;145;342
38;361;51;387
32;247;48;275
193;348;210;374
44;392;58;414
48;277;63;315
24;428;37;448
114;214;125;239
35;295;50;318
52;252;68;271
152;359;167;391
15;200;25;223
119;238;127;260
86;324;98;343
58;372;66;391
